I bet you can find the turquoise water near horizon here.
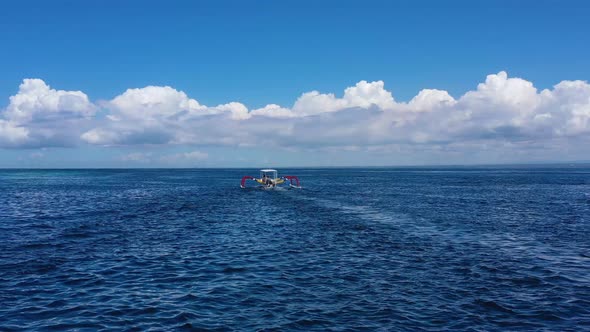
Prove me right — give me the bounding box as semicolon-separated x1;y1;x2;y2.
1;167;589;330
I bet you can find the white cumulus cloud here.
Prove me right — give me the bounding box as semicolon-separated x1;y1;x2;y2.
1;72;590;164
0;79;97;148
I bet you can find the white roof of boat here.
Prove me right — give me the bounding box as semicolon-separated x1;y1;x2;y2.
260;169;277;172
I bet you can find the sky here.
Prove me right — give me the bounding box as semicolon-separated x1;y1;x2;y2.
1;0;590;167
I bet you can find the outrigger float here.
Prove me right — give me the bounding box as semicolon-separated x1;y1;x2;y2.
241;169;301;189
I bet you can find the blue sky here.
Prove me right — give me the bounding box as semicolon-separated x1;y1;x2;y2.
1;0;590;167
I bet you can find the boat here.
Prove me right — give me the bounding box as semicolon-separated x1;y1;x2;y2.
240;169;301;189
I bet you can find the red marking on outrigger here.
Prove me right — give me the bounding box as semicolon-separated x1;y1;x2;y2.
240;176;255;188
283;175;300;187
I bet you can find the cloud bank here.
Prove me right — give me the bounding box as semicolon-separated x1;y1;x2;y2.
1;72;589;161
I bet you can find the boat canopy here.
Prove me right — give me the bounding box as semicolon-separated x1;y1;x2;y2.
260;169;278;179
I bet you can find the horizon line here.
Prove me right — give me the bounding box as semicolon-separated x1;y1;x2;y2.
1;161;589;170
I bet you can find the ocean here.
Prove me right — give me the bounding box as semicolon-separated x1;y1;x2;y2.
1;167;589;331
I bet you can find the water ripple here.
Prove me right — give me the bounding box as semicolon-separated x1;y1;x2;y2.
0;168;589;330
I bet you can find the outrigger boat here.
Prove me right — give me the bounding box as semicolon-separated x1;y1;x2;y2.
240;169;301;189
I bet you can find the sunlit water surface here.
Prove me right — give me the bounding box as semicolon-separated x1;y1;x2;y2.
0;167;589;331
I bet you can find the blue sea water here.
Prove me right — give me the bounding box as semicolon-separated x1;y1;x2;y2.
0;167;589;331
